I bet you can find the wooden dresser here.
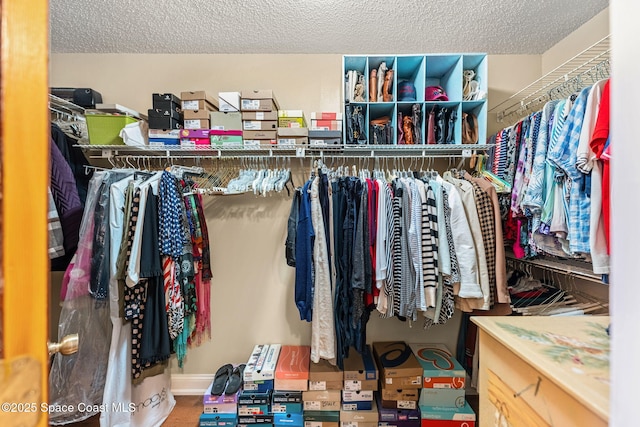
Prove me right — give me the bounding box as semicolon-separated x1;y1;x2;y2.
472;316;609;427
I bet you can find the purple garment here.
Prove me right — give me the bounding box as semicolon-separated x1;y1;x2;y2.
50;139;83;254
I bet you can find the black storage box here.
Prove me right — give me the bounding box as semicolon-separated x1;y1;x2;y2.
152;93;181;110
51;87;103;108
147;108;181;121
148;116;182;130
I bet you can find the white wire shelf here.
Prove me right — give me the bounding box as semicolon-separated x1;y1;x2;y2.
491;35;610;125
78;143;494;159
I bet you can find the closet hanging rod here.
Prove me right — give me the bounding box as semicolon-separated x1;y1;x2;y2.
491;34;610;123
49;93;85;116
81;143;494;160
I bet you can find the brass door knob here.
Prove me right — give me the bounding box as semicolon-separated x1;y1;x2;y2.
47;334;79;356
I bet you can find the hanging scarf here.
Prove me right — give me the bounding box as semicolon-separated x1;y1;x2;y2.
158;171;184;259
163;255;183;340
194;192;212;280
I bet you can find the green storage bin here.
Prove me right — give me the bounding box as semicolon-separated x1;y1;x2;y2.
86;113;138;145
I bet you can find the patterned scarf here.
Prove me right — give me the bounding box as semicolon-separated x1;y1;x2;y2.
158;171;184;259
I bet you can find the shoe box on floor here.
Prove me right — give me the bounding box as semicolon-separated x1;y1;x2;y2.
239;390;272;416
302;390;341;412
274;412;303;427
272;391;302;414
372;342;422;390
244;344;281;392
238;413;274;427
309;359;343;391
277;127;308;147
380;388;419;410
203;388;241;414
377;392;420;423
341;389;374;411
409;344;465;408
241;90;279;112
303;410;340;427
419;401;475;427
339;398;378;426
343;345;378;392
275;345;310;391
199;412;237;427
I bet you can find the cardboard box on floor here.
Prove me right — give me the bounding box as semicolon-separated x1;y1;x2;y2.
274;345;310;391
372;342;422;390
309;359;343;391
409;343;466;390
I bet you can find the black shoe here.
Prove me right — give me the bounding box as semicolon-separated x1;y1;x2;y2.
210;364;233;396
224;364;246;395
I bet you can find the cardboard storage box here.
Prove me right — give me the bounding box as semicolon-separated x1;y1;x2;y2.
199;413;237;427
303;390;341;412
244;130;278;140
409;344;465;390
184;119;210;129
211;111;242;130
343;345;378;383
148;129;180;139
244;139;277;149
310;119;342;131
373;342;422;389
419;401;475;427
418;388;465;409
148;107;181;121
339;399;378;423
244;120;278;131
274;412;303;427
278;117;307;128
275;345;310;391
219;91;241;112
380;389;420;402
238;414;274;425
309;360;343;391
242;98;278;112
210;130;243;147
243;111;278;121
241;89;280;108
149;137;179;146
310;112;343;121
182;99;216;111
377;393;421;422
271;402;302;414
342;390;374;402
304;410;340;427
378;422;420;427
148;116;181;130
181;90;219;109
341;400;373;411
244;380;275;392
308;130;342;147
239;390;272;406
184;109;212;120
244;344;282;382
153;93;180;105
203;388;240;414
239;404;270;416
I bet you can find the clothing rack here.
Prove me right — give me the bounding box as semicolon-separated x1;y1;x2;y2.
81;143;494;161
491;35;610;125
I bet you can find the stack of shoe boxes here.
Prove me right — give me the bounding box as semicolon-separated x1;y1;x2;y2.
309;112;343;148
201;384;241;427
303;359;342;427
277;110;308;148
410;344;476;427
239;344;281;427
376;393;421;427
273;345;310;427
372;342;422;423
148;93;182;145
179;91;218;148
211;92;243;147
181;90;219;130
240;90;280;148
339;345;379;427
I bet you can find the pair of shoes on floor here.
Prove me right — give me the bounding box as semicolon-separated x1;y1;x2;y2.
210;363;246;396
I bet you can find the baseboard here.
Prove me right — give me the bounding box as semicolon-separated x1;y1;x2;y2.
171;374;214;396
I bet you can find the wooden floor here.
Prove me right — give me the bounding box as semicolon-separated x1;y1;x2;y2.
69;394;480;426
69;395;202;427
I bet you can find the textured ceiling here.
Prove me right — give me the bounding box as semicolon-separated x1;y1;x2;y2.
50;0;608;55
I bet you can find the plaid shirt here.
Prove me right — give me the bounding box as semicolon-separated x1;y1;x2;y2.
48;187;65;259
471;182;496;307
548;87;592;253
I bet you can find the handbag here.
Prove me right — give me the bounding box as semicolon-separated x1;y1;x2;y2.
461;112;479;144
